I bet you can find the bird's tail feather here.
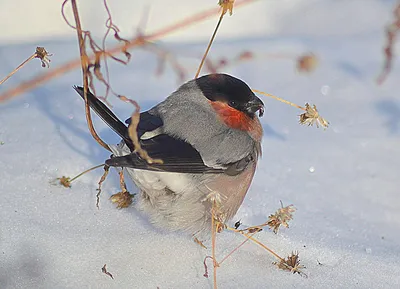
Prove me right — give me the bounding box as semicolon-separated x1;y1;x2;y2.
73;86;131;145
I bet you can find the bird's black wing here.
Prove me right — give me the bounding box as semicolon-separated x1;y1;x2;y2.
73;86;227;174
106;134;225;174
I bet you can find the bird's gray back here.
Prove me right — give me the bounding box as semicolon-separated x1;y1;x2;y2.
150;80;257;169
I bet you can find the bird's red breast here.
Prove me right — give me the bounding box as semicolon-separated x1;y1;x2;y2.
210;101;263;142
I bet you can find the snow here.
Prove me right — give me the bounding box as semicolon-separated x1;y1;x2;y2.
1;0;400;288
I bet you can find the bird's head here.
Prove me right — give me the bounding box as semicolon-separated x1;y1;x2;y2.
195;73;264;131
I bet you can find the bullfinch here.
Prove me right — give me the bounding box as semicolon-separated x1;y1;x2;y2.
74;73;264;236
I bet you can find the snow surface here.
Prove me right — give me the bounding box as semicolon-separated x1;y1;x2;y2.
1;0;400;288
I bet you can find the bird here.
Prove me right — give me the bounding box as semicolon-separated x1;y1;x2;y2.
74;73;264;236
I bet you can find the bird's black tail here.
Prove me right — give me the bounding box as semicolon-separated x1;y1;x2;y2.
73;86;131;145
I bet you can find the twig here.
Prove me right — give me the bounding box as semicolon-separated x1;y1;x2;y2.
70;0;110;152
211;205;218;289
252;89;305;111
0;0;257;103
218;231;257;265
118;95;163;164
226;226;284;262
0;54;36;86
96;164;110;209
0;47;52;86
69;164;105;184
195;12;224;78
55;163;105;188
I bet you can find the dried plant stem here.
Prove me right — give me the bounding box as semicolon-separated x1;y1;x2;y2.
96;165;110;209
218;231;256;265
195;12;224;78
68;164;105;184
0;54;36;85
0;0;257;103
119;95;163;164
227;226;284;261
71;0;110;152
211;207;218;289
252;89;305;111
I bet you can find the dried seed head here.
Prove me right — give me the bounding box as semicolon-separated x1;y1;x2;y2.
35;47;52;68
299;103;329;129
297;53;318;73
267;204;296;234
275;251;306;277
110;191;134;209
219;0;235;16
56;176;72;188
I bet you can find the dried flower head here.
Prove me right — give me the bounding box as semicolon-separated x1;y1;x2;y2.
275;251;306;276
219;0;235;16
56;176;72;188
297;53;318;73
267;204;296;234
35;47;52;68
110;191;134;209
299;103;329;129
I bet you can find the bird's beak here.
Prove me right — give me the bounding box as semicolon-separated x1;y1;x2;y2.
246;96;264;117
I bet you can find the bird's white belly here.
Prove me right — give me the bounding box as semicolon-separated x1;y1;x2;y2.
109;143;211;235
126;168;197;196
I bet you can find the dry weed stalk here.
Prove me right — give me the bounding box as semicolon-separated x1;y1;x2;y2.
378;1;400;84
227;226;284;261
195;0;236;78
252;89;329;129
207;190;227;289
54;164;105;188
203;202;306;283
69;0;110;151
96;165;110;209
0;47;52;86
118;94;164;165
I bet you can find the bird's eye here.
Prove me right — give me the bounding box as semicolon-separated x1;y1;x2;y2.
229;100;237;107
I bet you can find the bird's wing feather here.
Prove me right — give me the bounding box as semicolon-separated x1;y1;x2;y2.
106;134;225;174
